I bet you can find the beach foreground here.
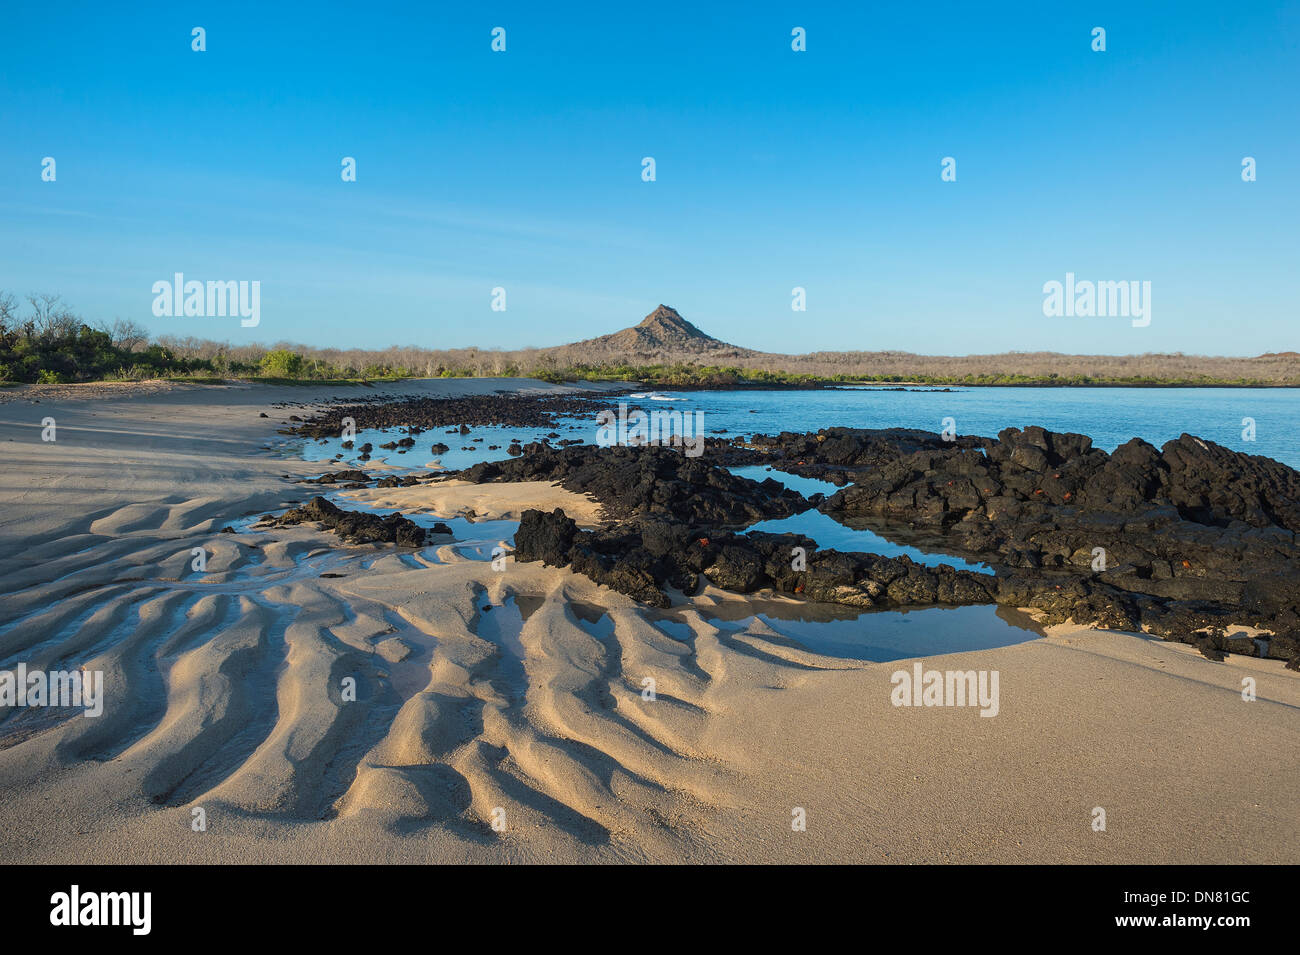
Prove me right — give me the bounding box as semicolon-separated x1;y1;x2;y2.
1;379;1296;864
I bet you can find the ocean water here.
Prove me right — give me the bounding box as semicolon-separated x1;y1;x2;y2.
295;386;1300;471
295;419;594;474
652;386;1300;468
727;464;841;498
743;510;991;573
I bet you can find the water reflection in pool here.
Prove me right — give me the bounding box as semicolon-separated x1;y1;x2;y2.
649;599;1042;662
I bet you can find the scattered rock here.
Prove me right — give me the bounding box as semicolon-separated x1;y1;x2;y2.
302;469;370;485
269;496;434;547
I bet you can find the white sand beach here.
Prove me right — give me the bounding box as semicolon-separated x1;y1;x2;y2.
0;379;1296;864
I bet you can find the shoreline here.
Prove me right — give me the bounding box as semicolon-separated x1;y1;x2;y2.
5;375;1300;409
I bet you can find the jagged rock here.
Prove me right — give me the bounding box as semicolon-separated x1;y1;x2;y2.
453;443;809;526
285;396;1300;665
270;496;435;547
303;469;370;485
513;509;996;612
514;508;579;566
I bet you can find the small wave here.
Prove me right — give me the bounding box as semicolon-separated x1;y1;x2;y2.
626;392;686;401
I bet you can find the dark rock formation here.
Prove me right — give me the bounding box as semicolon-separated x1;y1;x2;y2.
302;469;370;485
269;496;449;547
278;405;1300;666
810;427;1300;631
453;443;811;526
498;426;1300;664
290;391;628;438
706;427;984;486
514;508;996;611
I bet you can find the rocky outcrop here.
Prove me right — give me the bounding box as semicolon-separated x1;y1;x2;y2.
282;410;1300;665
812;427;1300;626
817;425;1300;532
268;496;450;547
498;426;1300;664
301;469;371;485
291;391;626;438
454;443;812;526
705;427;984;486
514;508;996;611
514;505;1295;662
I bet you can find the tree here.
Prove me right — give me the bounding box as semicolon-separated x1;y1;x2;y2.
260;349;304;377
0;291;18;334
26;292;80;338
94;318;150;352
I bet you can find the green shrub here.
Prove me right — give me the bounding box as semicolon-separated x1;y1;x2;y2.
260;350;304;378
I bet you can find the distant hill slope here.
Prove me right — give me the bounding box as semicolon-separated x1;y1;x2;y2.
522;305;1299;384
139;300;1300;386
564;305;756;361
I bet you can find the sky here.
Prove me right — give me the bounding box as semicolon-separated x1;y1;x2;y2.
1;1;1297;356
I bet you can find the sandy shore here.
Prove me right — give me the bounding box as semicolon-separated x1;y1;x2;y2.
340;479;608;526
0;378;1296;864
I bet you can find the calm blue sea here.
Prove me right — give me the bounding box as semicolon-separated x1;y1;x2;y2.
647;386;1300;468
293;385;1300;472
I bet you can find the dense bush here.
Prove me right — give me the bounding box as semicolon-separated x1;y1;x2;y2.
260;349;304;377
0;294;214;383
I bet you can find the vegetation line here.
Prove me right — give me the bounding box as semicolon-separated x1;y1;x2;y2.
3;292;1296;388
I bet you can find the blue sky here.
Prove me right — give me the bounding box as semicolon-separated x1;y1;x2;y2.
1;1;1296;355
